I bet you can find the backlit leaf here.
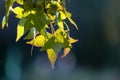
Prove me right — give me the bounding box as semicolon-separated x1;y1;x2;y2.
66;12;71;18
12;7;24;18
16;17;27;42
54;29;64;43
58;21;64;29
59;11;66;20
69;37;78;44
47;48;57;69
68;17;78;30
61;48;71;58
2;16;6;29
26;35;46;47
3;0;78;69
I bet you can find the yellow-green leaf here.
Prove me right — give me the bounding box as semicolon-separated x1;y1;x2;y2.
16;25;24;42
2;16;6;29
47;48;57;69
24;27;35;40
58;21;64;29
12;7;24;18
69;37;78;44
26;35;46;47
68;17;78;30
59;11;66;20
61;48;71;58
66;12;72;18
16;0;24;5
16;18;27;42
54;29;64;43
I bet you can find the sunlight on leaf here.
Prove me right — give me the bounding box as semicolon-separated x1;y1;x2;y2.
13;7;24;18
2;0;78;69
2;16;6;29
66;12;72;18
54;29;64;43
69;37;78;44
16;25;24;42
47;48;57;69
68;17;78;30
26;35;46;47
58;21;64;29
16;18;27;42
61;48;71;58
59;11;66;20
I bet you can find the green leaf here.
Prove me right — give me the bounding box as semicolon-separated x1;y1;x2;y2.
31;14;43;31
24;14;33;33
68;17;78;30
62;37;78;48
40;28;47;37
46;32;53;39
3;0;78;69
53;42;62;54
31;13;48;32
42;37;55;50
6;0;15;15
38;0;43;4
2;0;15;29
24;27;35;40
16;17;27;42
62;37;71;48
36;12;49;25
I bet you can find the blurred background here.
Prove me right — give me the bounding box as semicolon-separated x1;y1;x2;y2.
0;0;120;80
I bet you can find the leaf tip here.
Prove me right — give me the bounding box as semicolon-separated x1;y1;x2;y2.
16;38;19;42
51;64;55;69
61;48;71;58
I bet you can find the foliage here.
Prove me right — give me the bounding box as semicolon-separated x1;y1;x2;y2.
2;0;78;68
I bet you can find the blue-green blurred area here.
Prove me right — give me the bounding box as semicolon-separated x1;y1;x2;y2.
0;0;120;80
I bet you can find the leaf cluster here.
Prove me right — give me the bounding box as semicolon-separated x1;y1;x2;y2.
2;0;78;68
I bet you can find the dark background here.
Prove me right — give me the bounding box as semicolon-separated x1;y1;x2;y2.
0;0;120;80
